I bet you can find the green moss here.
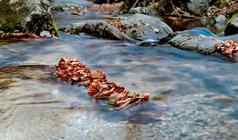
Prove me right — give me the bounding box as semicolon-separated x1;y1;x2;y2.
0;41;12;46
228;13;238;23
151;95;166;101
0;0;29;32
26;14;59;37
52;20;60;37
212;0;230;8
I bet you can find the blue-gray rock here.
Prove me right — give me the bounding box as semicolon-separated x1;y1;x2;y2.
63;14;173;42
168;28;221;54
214;15;227;32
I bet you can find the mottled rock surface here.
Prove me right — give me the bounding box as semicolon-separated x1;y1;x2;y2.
186;0;212;15
0;0;58;35
63;14;173;42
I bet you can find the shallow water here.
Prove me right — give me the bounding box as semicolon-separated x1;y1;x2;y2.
1;0;238;139
0;32;238;140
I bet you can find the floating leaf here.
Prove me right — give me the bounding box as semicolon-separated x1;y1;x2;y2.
56;57;150;110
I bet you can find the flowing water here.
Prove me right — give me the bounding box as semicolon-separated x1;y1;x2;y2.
1;0;238;140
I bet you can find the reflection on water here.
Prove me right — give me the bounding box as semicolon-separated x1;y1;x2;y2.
0;34;238;139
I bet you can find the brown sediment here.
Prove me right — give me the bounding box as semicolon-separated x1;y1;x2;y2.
56;57;149;110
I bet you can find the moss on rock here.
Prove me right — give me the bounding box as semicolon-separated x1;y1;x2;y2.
0;0;58;36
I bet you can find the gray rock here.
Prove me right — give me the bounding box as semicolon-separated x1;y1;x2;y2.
129;6;158;16
214;15;227;32
169;33;220;54
121;14;173;41
63;14;173;42
168;28;218;53
186;0;212;15
168;28;238;61
224;13;238;36
0;0;58;36
63;19;136;42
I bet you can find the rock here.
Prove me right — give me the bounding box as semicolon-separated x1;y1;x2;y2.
168;28;221;54
168;28;238;62
63;14;173;42
40;31;52;38
186;0;212;15
128;5;159;16
63;19;136;42
214;15;227;32
0;0;58;36
224;13;238;36
121;14;173;41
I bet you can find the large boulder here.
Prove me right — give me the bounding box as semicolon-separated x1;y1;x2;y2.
0;0;58;36
63;14;173;42
121;14;173;41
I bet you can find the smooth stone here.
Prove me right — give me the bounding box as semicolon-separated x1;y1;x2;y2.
169;28;222;54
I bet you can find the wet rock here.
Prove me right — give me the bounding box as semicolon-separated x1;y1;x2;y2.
168;28;238;62
213;15;227;33
186;0;212;15
63;19;135;42
169;31;219;54
168;28;219;53
120;14;173;41
63;14;173;42
225;13;238;36
0;0;58;36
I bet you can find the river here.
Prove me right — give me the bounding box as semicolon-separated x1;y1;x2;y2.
0;0;238;140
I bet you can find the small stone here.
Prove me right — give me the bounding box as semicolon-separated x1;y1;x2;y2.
40;31;52;38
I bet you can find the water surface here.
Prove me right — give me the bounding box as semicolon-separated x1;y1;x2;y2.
0;33;238;140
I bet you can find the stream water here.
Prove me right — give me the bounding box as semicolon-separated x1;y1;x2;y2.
1;0;238;140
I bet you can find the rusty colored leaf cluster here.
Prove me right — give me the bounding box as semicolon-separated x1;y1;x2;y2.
0;33;43;41
56;57;149;110
71;3;122;16
106;18;127;33
215;40;238;59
